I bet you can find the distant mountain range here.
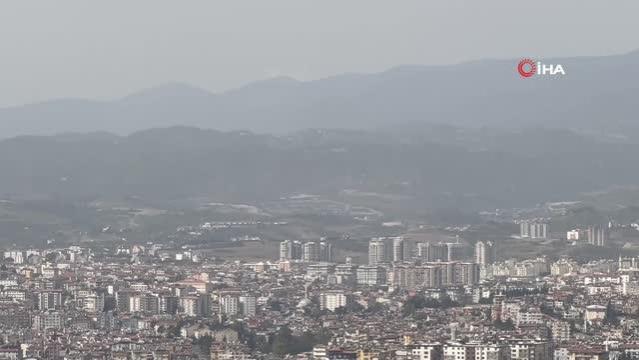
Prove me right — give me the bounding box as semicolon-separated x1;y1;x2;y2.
2;126;639;212
2;50;639;137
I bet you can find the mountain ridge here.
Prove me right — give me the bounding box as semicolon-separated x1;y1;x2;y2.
1;50;639;137
1;125;638;212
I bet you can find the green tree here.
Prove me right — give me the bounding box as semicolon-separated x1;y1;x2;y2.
272;326;295;356
195;335;213;355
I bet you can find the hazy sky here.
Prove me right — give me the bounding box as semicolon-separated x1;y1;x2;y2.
1;0;638;107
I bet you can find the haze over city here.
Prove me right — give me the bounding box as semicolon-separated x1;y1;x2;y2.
2;2;639;360
2;0;639;107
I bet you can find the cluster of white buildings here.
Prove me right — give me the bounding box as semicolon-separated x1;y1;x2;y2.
279;239;334;262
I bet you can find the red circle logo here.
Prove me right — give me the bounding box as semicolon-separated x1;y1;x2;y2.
517;59;536;78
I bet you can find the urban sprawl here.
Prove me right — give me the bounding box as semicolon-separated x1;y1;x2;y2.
0;220;635;360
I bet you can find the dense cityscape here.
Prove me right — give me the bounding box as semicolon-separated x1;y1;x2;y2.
0;218;637;360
